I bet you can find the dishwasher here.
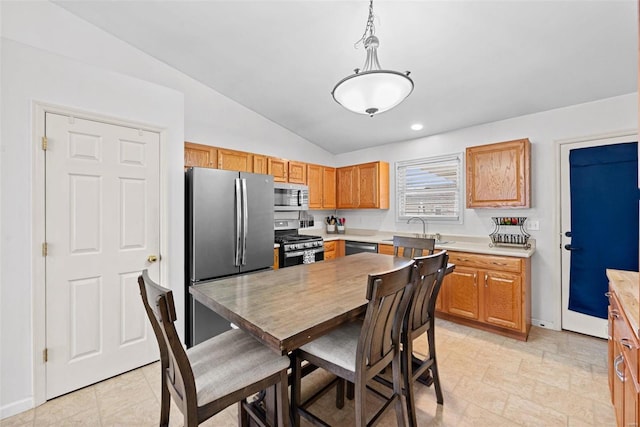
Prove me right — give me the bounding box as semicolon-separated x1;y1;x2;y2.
345;240;378;255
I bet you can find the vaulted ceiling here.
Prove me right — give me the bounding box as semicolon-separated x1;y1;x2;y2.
56;1;638;154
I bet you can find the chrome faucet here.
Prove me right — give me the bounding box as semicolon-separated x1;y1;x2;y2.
407;217;427;238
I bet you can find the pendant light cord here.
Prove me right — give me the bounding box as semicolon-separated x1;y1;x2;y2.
354;0;376;48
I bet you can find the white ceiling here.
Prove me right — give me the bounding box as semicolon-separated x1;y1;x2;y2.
55;0;637;154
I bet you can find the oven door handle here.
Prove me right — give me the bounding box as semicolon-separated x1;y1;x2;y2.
284;247;325;258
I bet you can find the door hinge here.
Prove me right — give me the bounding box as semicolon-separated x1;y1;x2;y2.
43;348;48;363
42;242;48;257
41;136;48;151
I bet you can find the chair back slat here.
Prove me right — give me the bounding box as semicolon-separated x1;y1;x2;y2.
407;251;449;336
392;235;436;259
138;270;197;413
358;260;416;373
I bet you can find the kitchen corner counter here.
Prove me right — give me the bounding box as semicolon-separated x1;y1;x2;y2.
607;269;640;337
311;230;536;258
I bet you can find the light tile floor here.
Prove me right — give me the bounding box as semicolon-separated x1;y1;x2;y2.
1;319;616;426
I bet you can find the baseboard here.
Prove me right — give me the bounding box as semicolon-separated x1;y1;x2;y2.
1;397;33;420
532;318;558;330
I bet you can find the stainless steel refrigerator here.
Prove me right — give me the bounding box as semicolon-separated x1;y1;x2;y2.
185;167;274;347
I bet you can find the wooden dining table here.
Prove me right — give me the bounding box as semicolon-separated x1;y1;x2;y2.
189;251;454;426
189;252;418;355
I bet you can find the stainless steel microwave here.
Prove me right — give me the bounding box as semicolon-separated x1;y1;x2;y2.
274;182;309;211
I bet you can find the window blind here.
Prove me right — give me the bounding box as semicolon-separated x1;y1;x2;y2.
396;154;462;221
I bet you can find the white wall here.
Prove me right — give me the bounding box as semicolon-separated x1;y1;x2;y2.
333;93;638;329
0;0;333;419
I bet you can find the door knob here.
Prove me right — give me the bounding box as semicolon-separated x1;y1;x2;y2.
147;255;158;262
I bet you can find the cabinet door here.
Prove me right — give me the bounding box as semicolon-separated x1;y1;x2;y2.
253;155;268;174
184;142;216;169
624;361;638;427
307;164;323;209
288;161;307;184
337;166;358;208
218;148;252;172
613;343;625;426
358;162;379;208
322;167;337;209
268;157;288;182
273;248;279;270
378;244;394;255
482;271;522;330
466;138;530;208
445;266;479;320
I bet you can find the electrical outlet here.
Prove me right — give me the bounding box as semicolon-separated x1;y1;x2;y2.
527;220;540;231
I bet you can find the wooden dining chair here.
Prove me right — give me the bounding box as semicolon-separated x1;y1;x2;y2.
291;259;416;427
402;251;449;427
138;270;290;427
392;235;436;258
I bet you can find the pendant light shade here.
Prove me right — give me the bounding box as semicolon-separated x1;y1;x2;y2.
332;69;414;117
332;2;413;117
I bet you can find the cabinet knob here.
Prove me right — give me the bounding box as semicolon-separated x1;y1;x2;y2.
147;255;158;263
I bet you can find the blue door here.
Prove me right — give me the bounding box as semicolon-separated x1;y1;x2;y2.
567;142;638;319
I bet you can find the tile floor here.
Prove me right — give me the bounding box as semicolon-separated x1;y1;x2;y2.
1;319;615;426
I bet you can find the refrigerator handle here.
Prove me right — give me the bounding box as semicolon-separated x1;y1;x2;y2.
241;178;248;265
234;178;242;266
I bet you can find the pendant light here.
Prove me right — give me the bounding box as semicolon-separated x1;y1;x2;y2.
332;0;413;117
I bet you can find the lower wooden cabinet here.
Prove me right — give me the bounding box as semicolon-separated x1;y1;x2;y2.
377;243;394;255
608;287;640;427
324;241;337;260
437;251;531;341
273;248;279;270
323;240;344;260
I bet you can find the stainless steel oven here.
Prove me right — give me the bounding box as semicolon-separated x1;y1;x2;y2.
275;223;324;268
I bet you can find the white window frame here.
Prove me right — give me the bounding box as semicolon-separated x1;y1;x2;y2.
396;153;464;223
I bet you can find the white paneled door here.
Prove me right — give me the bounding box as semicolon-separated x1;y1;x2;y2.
45;113;160;399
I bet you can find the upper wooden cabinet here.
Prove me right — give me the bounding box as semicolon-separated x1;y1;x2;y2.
466;138;531;208
337;161;389;209
217;148;253;172
322;167;336;209
184;142;217;169
308;164;336;210
268;157;288;182
253;155;268;174
288;161;307;184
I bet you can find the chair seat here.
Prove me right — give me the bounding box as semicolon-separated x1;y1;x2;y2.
188;329;290;406
299;320;362;376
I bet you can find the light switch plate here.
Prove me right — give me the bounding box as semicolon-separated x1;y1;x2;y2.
527;220;540;231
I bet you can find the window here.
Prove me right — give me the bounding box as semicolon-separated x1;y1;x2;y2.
396;153;463;222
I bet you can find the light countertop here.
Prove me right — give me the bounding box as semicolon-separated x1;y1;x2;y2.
304;229;536;258
607;269;640;338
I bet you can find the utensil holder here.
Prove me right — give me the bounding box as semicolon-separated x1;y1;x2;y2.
337;225;345;234
327;224;336;234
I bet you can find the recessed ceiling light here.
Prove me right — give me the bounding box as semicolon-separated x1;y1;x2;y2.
411;123;423;131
